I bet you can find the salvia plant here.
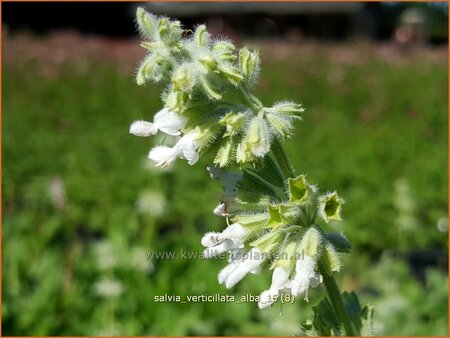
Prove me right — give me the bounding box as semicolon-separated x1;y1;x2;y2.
130;8;373;336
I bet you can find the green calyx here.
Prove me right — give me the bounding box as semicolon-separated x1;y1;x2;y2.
265;204;299;229
299;227;322;258
288;175;316;206
318;192;344;223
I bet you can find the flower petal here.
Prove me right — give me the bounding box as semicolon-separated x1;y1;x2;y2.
202;239;235;258
148;145;177;167
153;108;187;136
201;231;222;247
258;289;278;309
130;120;157;137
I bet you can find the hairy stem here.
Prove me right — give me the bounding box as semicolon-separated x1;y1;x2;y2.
318;260;357;336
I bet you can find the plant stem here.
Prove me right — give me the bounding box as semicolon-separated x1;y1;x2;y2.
271;138;295;179
318;260;357;336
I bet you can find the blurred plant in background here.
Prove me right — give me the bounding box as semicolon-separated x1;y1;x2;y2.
2;5;448;336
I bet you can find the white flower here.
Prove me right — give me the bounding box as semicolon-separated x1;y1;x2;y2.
148;131;199;167
130;108;187;137
213;202;226;216
130;120;157;137
176;132;199;164
201;223;249;258
291;254;322;301
258;266;291;309
218;248;265;288
153;108;187;135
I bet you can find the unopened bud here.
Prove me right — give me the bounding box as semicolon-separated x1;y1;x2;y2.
214;138;234;168
219;112;246;137
136;8;156;38
244;116;271;158
299;227;322;258
322;243;342;273
194;25;210;47
136;55;155;85
172;65;194;92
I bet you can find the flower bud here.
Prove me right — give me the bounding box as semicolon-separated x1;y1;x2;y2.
213;202;226;216
244;116;271;158
212;40;236;62
239;47;260;85
136;8;156;38
266;101;305;116
129;120;157;137
192;120;222;152
212;40;236;54
299;227;322;258
219;112;246;137
136;55;155;85
235;142;254;164
322;242;342;273
214;138;234;168
288;175;316;206
172;64;194;92
198;53;217;71
217;64;243;85
165;91;186;112
157;17;170;38
318;192;344;223
265;113;295;139
194;24;210;47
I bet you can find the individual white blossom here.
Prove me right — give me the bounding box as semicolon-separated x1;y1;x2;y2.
258;266;291;309
130;120;157;137
218;248;265;288
291;254;322;301
130;108;186;137
153;108;187;135
148;131;199;167
201;222;249;258
213;202;226;216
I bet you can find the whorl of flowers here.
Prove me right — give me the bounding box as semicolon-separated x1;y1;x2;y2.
130;8;349;311
130;8;303;168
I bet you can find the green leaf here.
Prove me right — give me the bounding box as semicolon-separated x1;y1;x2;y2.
237;170;279;201
245;155;285;188
304;291;373;336
325;232;351;253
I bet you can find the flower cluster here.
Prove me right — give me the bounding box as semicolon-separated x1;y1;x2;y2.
130;8;304;168
204;165;346;309
130;8;350;312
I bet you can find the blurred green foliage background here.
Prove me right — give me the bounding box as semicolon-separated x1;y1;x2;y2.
3;32;448;335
